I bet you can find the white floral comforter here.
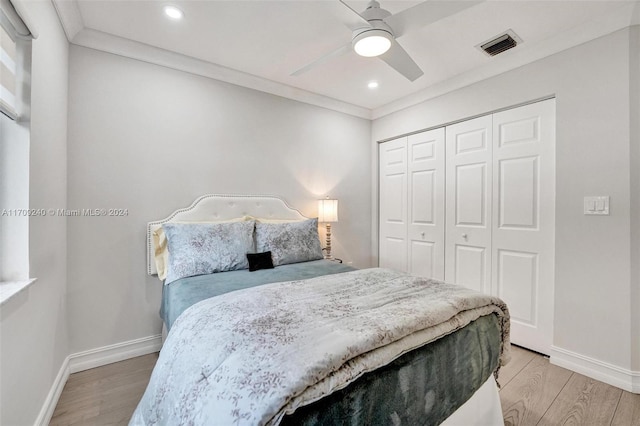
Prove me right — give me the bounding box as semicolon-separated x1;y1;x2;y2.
130;268;510;426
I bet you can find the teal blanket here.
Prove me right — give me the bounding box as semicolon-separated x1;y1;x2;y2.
161;260;355;330
281;314;501;425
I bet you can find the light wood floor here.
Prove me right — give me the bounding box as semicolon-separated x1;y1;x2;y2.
50;345;640;425
50;353;158;426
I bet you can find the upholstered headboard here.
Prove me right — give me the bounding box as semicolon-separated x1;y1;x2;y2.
146;194;309;275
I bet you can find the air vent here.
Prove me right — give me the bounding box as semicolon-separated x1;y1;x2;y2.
477;30;522;57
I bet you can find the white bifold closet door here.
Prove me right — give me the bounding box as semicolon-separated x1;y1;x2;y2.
379;137;408;272
444;115;493;294
379;99;555;354
445;99;555;354
491;100;555;355
379;128;445;280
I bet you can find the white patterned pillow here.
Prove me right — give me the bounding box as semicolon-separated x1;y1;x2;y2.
153;217;248;281
255;218;323;266
163;221;255;284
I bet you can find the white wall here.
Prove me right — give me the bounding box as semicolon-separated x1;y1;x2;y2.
373;27;637;374
66;46;372;353
630;25;640;372
0;0;69;424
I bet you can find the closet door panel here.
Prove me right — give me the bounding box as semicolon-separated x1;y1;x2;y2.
454;245;486;293
492;99;555;355
455;163;487;226
497;249;538;324
408;129;445;280
499;156;538;229
445;116;493;293
410;241;435;278
379;137;408;272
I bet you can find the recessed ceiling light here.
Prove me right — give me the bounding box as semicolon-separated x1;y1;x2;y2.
368;81;379;89
163;5;183;20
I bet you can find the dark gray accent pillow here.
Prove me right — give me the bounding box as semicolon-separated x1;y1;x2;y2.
246;251;275;272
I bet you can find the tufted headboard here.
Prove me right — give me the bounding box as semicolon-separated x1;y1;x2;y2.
146;194;310;276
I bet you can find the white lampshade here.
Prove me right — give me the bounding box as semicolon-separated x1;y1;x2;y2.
318;199;338;223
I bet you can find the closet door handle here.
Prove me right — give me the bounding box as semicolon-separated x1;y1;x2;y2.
462;233;468;240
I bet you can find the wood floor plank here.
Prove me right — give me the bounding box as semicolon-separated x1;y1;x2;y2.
498;344;538;388
500;353;573;426
54;367;155;406
537;373;622;426
611;391;640;426
50;353;157;426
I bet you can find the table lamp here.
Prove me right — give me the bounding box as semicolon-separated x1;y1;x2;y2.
318;198;338;259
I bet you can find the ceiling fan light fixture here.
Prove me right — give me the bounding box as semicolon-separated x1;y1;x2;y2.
353;29;392;57
163;5;184;20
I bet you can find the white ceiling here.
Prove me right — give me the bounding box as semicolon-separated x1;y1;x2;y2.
54;0;639;118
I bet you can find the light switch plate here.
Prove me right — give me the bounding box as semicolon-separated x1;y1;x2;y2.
584;196;610;215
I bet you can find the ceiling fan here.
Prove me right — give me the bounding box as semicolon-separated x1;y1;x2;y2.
292;0;481;82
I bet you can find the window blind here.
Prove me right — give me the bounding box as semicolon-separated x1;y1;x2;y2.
0;25;17;118
0;0;36;120
0;0;37;39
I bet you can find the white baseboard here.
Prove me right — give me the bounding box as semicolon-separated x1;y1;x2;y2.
550;345;640;393
69;334;162;374
35;355;70;426
35;334;162;425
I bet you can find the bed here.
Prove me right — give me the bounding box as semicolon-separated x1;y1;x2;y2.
134;194;510;425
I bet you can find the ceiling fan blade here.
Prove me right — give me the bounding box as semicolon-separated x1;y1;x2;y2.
291;43;352;76
379;40;424;82
384;1;482;38
338;0;371;30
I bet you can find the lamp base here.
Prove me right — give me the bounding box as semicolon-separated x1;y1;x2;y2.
324;223;332;259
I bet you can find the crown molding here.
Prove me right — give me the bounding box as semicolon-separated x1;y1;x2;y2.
52;0;638;122
51;0;371;119
51;0;83;41
371;1;639;120
71;27;372;119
